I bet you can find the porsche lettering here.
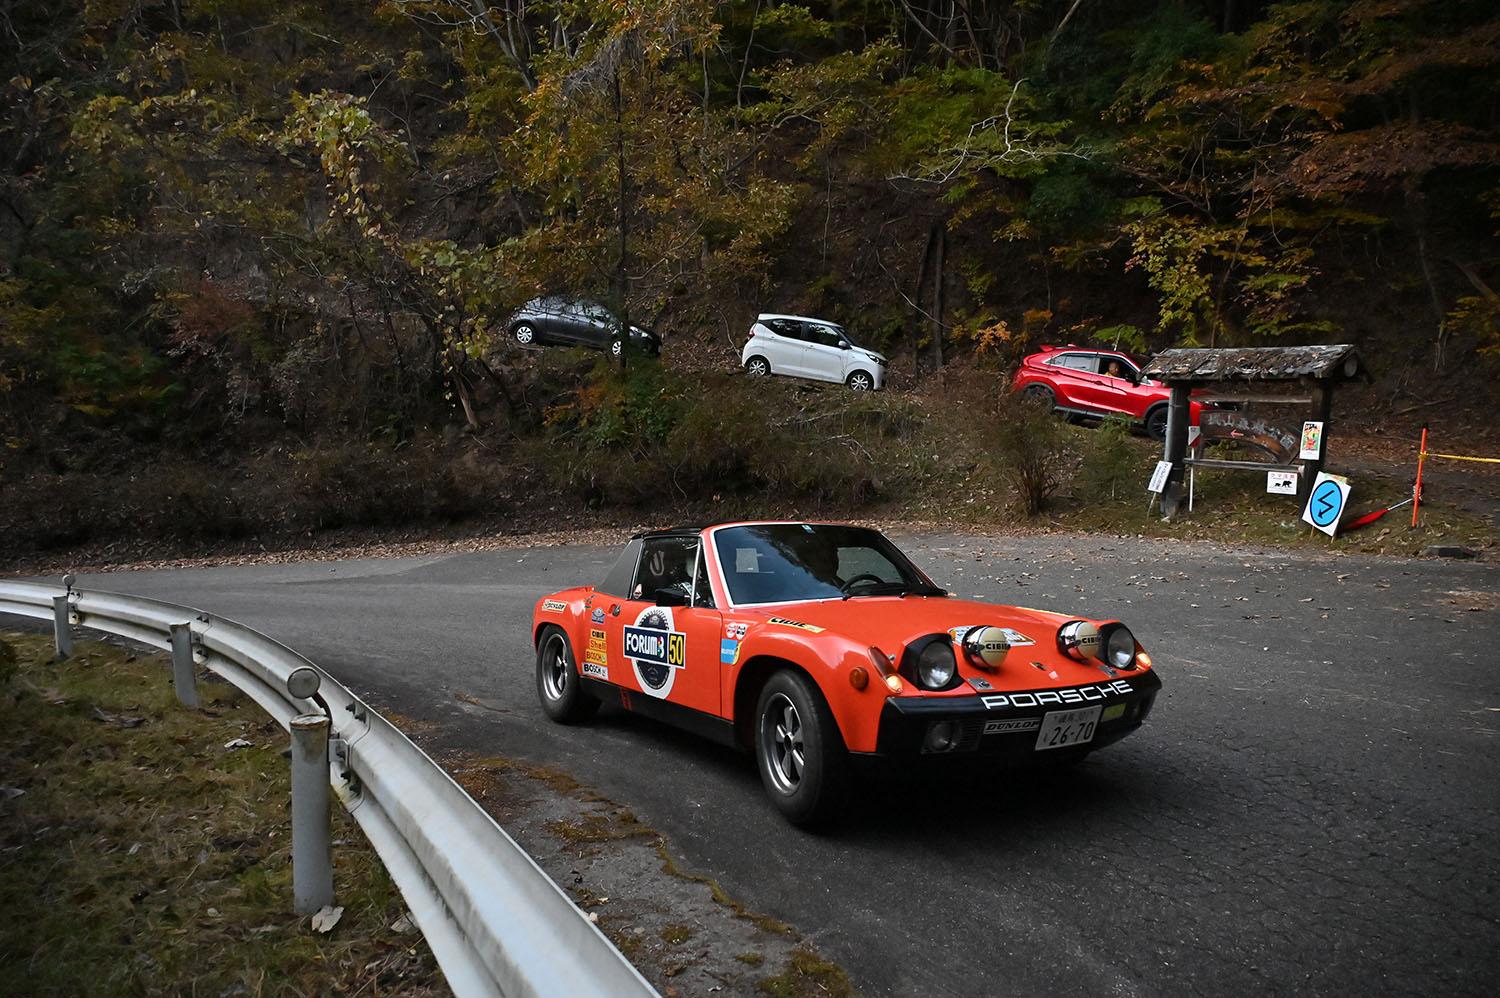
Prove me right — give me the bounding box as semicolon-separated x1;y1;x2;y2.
980;679;1133;710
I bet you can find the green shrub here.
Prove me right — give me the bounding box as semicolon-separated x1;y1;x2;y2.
987;393;1069;516
1075;416;1141;500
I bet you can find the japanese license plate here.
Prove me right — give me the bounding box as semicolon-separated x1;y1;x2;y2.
1035;706;1102;751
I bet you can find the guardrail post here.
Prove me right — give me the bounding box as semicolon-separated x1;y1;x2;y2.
168;623;199;708
52;595;73;660
290;713;334;915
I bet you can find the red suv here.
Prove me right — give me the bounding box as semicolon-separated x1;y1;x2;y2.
1011;345;1204;439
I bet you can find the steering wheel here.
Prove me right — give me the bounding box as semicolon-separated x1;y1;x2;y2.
839;573;887;594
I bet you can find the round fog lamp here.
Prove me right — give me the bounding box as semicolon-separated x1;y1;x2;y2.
924;720;959;753
1058;620;1101;661
962;626;1011;669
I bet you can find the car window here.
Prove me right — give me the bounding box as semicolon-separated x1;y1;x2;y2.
1050;353;1099;373
598;539;642;597
712;524;934;605
634;536;698;602
770;320;803;341
1100;356;1136;380
691;546;715;608
836;546;904;583
806;326;843;348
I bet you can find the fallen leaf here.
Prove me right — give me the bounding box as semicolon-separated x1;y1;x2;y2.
224;738;254;750
311;905;344;933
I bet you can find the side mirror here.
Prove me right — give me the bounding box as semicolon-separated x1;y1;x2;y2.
838;340;850;350
650;588;690;607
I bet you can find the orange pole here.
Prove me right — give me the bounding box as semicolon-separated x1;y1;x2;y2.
1411;425;1428;528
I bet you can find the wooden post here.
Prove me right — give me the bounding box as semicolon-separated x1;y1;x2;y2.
1296;378;1334;512
1159;382;1191;518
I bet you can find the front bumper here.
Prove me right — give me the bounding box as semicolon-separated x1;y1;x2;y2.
865;670;1162;761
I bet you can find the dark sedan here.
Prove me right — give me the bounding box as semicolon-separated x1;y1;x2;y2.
508;297;661;357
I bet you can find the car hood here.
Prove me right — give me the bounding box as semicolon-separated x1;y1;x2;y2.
856;348;886;363
729;596;1073;652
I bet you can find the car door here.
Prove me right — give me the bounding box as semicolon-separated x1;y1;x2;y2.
530;296;569;344
575;301;618;349
1088;356;1138;417
803;324;846;383
765;320;810;376
1048;352;1102;410
603;534;722;717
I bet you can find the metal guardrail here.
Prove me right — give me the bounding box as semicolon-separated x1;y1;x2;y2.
0;579;657;998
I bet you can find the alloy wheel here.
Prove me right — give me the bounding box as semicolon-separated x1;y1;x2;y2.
760;693;805;794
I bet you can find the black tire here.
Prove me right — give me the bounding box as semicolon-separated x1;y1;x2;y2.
745;355;771;377
754;670;850;828
1144;405;1169;440
846;370;874;392
536;627;599;724
512;323;537;346
1021;383;1055;409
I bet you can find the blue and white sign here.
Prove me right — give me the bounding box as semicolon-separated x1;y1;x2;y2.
1301;472;1351;537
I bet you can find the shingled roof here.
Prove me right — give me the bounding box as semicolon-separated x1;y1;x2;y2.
1140;344;1364;382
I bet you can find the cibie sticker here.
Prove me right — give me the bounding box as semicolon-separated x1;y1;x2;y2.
767;616;824;634
950;625;1034;647
541;599;568;613
624;606;686;699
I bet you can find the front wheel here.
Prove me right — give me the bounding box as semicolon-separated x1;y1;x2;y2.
846;370;874;392
609;338;623;359
536;628;599;724
754;671;850;828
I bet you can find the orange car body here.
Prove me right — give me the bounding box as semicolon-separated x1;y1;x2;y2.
532;523;1160;762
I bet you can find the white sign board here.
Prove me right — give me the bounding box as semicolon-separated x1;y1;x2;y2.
1299;421;1324;460
1147;460;1173;494
1301;471;1351;536
1266;471;1298;495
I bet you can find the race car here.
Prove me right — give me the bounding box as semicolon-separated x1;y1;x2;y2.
531;522;1161;826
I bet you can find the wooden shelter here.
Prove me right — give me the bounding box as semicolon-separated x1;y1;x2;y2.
1139;345;1367;518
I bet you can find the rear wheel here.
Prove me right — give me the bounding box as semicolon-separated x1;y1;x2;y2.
536;627;599;724
1145;405;1169;440
609;338;623;358
846;370;874;392
1021;383;1055;409
746;355;771;377
513;323;537;346
754;671;850;828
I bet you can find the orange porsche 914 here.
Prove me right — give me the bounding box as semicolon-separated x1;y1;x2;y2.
531;522;1161;826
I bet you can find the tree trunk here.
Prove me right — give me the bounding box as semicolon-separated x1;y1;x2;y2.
613;65;630;371
930;222;946;372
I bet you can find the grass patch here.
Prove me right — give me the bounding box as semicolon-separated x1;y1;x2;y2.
659;923;694;945
757;947;857;998
0;632;446;998
655;841;795;937
546;809;653;845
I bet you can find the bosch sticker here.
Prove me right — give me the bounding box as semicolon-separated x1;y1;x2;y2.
583;628;608;681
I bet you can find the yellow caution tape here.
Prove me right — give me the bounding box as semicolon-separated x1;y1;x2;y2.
1421;451;1500;464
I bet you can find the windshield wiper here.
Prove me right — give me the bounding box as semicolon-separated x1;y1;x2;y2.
840;580;947;599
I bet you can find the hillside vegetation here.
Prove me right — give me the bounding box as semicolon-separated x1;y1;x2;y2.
2;1;1497;556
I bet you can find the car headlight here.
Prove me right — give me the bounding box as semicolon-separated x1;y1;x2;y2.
916;641;957;690
1057;620;1101;661
1105;625;1138;670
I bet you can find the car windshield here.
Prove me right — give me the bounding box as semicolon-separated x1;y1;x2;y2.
712;524;943;605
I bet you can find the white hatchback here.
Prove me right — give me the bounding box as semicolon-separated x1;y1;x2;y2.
740;314;888;391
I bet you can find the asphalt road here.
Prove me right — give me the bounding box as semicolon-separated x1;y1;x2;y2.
21;534;1500;997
